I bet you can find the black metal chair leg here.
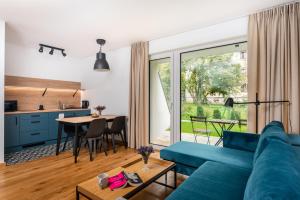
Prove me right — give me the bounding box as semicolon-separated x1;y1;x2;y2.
103;139;108;156
100;134;105;152
112;133;116;153
88;139;93;161
93;139;97;158
120;132;126;148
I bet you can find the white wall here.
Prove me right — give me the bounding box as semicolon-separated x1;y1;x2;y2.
5;43;85;82
149;17;248;54
81;46;131;115
0;20;5;163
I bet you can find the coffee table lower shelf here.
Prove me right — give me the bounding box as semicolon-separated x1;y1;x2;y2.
76;157;176;200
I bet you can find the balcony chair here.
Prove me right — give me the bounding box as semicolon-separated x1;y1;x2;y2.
190;116;211;144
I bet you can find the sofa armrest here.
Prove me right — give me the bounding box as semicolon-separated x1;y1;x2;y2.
223;131;260;152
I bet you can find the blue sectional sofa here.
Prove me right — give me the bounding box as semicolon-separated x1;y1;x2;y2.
160;121;300;200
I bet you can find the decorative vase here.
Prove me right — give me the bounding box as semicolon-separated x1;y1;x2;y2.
137;146;154;172
142;155;150;171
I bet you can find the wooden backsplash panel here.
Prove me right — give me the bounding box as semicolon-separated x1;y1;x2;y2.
5;75;81;90
5;87;81;111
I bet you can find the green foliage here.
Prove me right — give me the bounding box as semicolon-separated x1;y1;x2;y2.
181;103;195;120
181;53;246;104
196;106;205;117
213;109;222;119
230;110;241;120
181;103;247;121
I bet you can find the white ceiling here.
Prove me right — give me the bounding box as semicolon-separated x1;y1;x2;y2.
0;0;292;57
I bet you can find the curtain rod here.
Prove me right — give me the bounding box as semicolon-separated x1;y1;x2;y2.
251;1;298;14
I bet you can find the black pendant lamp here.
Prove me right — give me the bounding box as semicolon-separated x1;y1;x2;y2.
94;39;110;71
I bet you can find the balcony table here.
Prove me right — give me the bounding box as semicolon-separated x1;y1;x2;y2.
208;119;238;146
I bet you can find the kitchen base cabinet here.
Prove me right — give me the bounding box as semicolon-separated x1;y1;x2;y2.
4;115;20;148
4;109;90;153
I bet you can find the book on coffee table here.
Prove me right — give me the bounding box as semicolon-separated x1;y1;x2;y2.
108;171;143;190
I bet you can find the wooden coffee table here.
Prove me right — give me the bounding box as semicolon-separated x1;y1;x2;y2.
76;156;176;200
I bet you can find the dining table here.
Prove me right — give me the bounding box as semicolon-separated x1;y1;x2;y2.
55;115;126;163
208;119;239;146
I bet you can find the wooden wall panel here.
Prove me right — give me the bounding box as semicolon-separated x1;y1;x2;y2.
5;75;81;90
4;76;81;111
5;87;81;111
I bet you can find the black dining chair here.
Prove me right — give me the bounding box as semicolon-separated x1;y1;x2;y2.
77;118;108;161
190;116;211;144
105;116;127;153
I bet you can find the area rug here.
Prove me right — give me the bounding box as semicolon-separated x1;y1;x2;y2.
4;141;73;165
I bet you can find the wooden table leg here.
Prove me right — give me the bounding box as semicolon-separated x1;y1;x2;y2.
56;122;63;155
74;124;78;163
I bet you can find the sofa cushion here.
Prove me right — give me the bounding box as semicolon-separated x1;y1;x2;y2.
244;139;300;200
166;161;251;200
223;131;259;152
253;121;289;163
260;120;285;133
160;141;254;171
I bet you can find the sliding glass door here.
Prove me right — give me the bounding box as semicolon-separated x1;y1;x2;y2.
180;42;248;144
149;56;173;146
149;40;248;147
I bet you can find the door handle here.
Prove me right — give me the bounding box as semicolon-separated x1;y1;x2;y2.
31;132;40;136
31;121;40;124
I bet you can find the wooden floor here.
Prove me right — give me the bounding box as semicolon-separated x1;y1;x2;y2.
0;147;184;200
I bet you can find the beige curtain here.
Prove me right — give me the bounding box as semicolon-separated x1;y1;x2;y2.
248;2;300;133
128;42;149;148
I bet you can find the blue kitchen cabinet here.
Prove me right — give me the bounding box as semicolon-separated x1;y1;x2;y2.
48;111;71;140
74;110;90;116
4;115;20;148
48;112;60;140
20;113;49;145
5;109;91;152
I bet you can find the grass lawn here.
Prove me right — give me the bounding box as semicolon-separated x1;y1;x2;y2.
181;121;247;137
181;103;248;121
180;102;248;137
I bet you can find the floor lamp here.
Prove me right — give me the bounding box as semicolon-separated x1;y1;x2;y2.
224;93;289;133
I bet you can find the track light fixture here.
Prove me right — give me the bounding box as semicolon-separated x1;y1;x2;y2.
62;50;66;57
38;44;67;57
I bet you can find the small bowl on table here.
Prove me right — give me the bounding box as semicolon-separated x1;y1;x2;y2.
91;113;99;118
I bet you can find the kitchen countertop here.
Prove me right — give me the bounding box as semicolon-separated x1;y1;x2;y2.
5;108;90;115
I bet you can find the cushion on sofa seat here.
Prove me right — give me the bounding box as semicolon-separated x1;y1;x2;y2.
253;121;289;163
166;161;251;200
160;141;254;172
244;139;300;200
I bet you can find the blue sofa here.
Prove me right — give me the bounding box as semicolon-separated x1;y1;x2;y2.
160;121;300;200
